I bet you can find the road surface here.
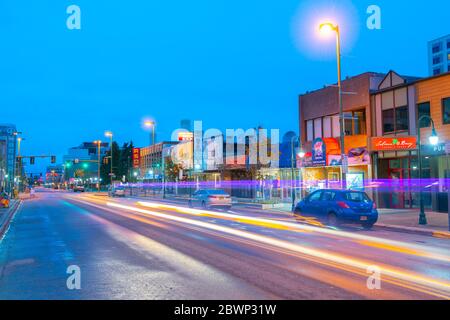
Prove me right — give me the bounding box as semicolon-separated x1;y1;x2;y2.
0;190;449;299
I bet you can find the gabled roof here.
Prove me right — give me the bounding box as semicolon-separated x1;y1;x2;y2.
377;70;422;91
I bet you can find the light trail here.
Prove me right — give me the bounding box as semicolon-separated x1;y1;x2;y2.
107;201;450;298
136;201;450;263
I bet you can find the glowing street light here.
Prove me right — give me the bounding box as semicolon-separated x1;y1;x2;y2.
318;21;346;188
105;131;114;186
144;120;156;146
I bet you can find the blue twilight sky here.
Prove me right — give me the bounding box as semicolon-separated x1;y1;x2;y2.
0;0;449;173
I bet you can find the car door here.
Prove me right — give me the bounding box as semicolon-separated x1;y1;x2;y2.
321;191;337;219
301;191;322;217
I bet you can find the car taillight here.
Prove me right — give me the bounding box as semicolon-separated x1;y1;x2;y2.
337;201;350;209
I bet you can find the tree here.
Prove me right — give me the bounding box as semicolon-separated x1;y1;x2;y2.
165;157;183;182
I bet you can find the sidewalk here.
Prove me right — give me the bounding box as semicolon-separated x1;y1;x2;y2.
376;209;450;238
0;200;21;238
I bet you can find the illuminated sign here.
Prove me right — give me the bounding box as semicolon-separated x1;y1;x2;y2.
371;137;417;151
178;132;194;141
312;138;326;166
132;148;141;168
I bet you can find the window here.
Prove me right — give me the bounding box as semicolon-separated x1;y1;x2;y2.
432;43;441;54
443;97;450;124
341;110;367;136
395;106;409;131
417;102;431;128
433;67;441;75
332;115;340;137
353;110;367;135
306;120;314;142
433;56;441;64
314;118;322;139
343;112;353;135
382;109;395;133
323;116;332;138
322;191;336;201
308;191;322;202
447;41;450;49
343;192;370;203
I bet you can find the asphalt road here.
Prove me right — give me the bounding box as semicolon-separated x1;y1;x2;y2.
0;190;449;300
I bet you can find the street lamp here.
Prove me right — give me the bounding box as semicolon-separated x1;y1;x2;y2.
144;120;156;146
105;131;114;186
319;21;346;188
417;115;439;225
94;140;102;192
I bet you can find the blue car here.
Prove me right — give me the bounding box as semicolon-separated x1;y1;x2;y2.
294;189;378;229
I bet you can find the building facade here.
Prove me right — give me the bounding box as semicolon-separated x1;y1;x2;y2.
299;72;385;196
370;71;450;211
428;34;450;76
63;142;109;183
0;124;18;193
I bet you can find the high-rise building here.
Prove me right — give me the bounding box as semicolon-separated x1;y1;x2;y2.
180;119;192;132
0;124;18;192
428;34;450;76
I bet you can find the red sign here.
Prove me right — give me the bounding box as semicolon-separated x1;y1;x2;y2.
371;137;417;151
132;148;141;168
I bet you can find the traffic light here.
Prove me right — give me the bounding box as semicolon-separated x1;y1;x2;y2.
30;157;35;165
103;157;109;165
51;156;56;164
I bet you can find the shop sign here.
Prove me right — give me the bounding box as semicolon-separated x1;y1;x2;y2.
371;137;417;151
312;138;326;166
132;148;141;168
422;143;446;156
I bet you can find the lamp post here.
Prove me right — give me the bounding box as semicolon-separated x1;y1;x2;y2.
16;136;25;194
290;135;305;211
94;140;102;192
105;131;114;187
417;115;439;225
319;22;346;188
144;120;156;146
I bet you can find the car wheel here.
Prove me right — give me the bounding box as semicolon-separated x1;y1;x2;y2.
327;213;339;227
362;222;374;230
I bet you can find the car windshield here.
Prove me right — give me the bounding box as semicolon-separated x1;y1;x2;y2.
342;192;371;203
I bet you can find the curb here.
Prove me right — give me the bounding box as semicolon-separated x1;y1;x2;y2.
0;200;22;239
375;223;450;239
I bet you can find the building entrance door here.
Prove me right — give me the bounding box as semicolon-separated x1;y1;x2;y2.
389;168;404;209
